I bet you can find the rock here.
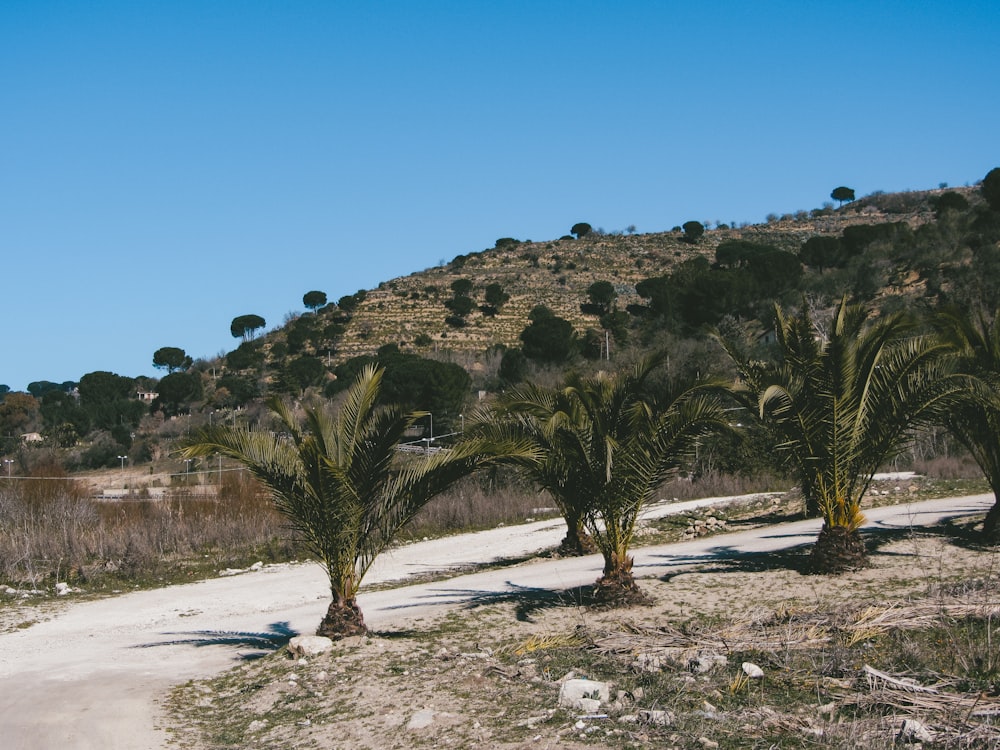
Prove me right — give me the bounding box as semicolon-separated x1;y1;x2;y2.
559;678;611;710
247;719;268;732
249;561;264;571
636;652;668;672
897;718;933;743
288;635;334;658
689;652;728;674
698;738;719;749
742;662;764;679
54;582;72;596
637;709;674;726
407;709;436;730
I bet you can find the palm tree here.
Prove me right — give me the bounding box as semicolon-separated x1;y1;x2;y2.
477;354;727;601
723;299;966;572
182;364;531;638
935;306;1000;543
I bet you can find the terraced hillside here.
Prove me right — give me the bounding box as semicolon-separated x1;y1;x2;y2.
328;192;944;363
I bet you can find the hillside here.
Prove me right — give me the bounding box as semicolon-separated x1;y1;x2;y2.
268;186;960;366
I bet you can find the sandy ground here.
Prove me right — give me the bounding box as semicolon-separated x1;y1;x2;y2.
0;493;993;749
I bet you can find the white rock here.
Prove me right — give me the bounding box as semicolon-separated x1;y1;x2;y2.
698;738;719;749
559;679;611;710
288;635;334;658
742;661;764;679
406;709;436;730
247;719;268;732
55;582;72;596
689;653;728;673
638;709;675;726
898;718;933;743
249;561;264;571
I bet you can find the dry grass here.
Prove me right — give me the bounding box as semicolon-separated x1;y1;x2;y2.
0;470;293;591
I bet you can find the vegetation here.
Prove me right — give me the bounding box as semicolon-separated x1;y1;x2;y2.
230;314;266;342
181;364;533;638
722;298;968;572
831;185;856;206
477;354;727;601
152;346;192;373
935;306;1000;542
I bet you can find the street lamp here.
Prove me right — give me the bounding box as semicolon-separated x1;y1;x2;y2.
117;455;128;472
423;413;434;454
3;459;12;478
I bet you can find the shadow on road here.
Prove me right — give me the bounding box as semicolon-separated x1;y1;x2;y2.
646;521;984;581
381;581;597;622
135;621;299;659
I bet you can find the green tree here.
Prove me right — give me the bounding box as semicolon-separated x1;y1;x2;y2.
153;371;203;415
285;356;326;394
39;389;90;438
499;348;528;384
520;314;577;364
934;307;1000;542
226;342;264;372
152;346;192;373
722;299;966;572
586;281;617;314
0;392;41;439
182;365;533;638
570;222;592;239
78;371;144;430
682;221;705;243
450;278;474;297
982;167;1000;211
303;290;328;312
831;186;855;207
476;355;726;600
444;295;475;317
230;314;266;342
800;236;843;271
484;283;510;309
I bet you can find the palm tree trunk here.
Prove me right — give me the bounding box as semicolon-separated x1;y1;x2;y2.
982;483;1000;544
810;523;867;574
316;595;367;639
557;510;598;556
593;551;645;604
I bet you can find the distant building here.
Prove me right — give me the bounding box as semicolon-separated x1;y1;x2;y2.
21;432;42;443
137;390;159;403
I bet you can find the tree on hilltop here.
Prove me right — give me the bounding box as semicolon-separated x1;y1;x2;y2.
681;221;705;243
303;291;327;312
982;167;1000;211
152;347;192;373
230;314;266;342
571;222;592;239
831;186;856;207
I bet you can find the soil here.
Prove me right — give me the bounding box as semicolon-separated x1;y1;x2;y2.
166;519;1000;749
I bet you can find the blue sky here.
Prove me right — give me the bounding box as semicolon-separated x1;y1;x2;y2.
2;0;998;391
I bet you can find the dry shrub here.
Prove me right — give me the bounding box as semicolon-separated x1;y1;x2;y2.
912;453;982;480
0;469;294;590
661;470;786;501
401;472;549;540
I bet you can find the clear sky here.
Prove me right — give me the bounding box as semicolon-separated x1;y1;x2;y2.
2;0;998;392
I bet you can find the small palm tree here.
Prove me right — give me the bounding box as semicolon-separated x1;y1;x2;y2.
935;306;1000;543
723;299;966;572
182;364;531;638
477;354;727;601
